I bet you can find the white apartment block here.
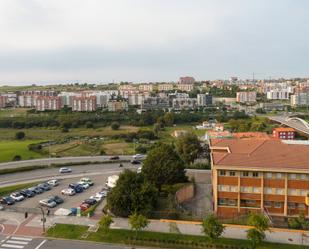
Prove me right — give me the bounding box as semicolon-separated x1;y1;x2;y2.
177;84;194;92
18;95;38;107
72;96;96;112
236;91;257;103
158;84;174;91
138;84;153;92
266;90;289;100
291;93;309;107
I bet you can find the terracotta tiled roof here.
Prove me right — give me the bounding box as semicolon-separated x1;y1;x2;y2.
273;127;295;132
210;138;309;171
232;132;272;139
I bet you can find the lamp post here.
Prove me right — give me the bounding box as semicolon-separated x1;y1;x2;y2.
39;207;46;233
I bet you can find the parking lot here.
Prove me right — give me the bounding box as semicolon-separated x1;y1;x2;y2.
9;174;111;213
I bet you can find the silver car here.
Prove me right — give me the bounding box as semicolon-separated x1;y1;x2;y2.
39;198;57;208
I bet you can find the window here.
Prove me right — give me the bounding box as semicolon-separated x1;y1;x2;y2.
289;174;297;180
219;170;226;176
252;187;261;193
240;186;250;193
230;186;238;192
252;172;259;178
276;173;282;179
300;190;308;196
264;201;272;208
288;203;296;209
228;199;237;206
300;174;307;180
242;171;249;177
274;202;282;208
218;185;229;192
229;171;236;177
264;188;273;194
288;189;298;196
218;198;226;206
275;188;284;195
298;204;305;210
265;172;272;179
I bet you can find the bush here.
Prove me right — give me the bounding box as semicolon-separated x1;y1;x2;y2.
187;162;210;169
15;131;25;140
111;122;120;130
12;155;22;161
85;121;94;128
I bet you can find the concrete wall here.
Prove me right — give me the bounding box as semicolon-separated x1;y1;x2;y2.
176;183;195;204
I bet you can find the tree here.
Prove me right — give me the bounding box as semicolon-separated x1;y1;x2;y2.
202;214;224;241
100;215;113;234
175;133;202;164
142;144;187;190
15;131;25;140
107;169;158;217
85;121;94;128
163;112;174;127
153;123;161;137
129;213;149;236
247;213;269;249
111;122;120;130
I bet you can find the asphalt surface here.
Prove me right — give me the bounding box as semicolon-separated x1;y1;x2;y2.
0;156;133;170
0;162;136;187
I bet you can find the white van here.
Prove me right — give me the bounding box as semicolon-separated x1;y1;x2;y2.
132;154;145;160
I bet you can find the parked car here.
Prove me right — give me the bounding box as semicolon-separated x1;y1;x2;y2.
59;167;72;173
77;182;90;190
109;156;120;160
28;187;43;194
83;198;97;206
10;192;25;202
90;192;105;201
61;188;76;196
98;190;108;197
131;160;141;165
0;196;15;205
68;184;84;193
80;177;94;186
39;199;57;208
37;183;51;191
79;203;90;212
47;179;59;187
20;189;35;198
49;195;64;204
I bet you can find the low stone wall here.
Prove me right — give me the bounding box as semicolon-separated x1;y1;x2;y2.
175;183;195;204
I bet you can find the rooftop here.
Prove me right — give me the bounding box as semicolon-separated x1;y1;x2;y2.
210;138;309;171
273;127;295;132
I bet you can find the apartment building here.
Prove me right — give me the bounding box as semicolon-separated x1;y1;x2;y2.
266;90;290;100
0;95;8;108
141;97;169;110
179;76;195;84
177;84;194;92
210;138;309;218
36;96;62;111
158;84;174;92
236;92;257;103
272;127;295;140
197;94;212;107
107;101;128;112
18;94;38;108
291;92;309;107
138;84;153;92
72;96;96;112
172;98;197;110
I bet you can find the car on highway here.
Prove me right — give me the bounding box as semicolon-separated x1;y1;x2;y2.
28;187;43;194
109;156;120;160
37;183;51;191
68;183;84;193
132;154;145;160
61;188;76;196
47;179;59;187
80;177;94;186
10;192;25;202
131;160;141;165
0;196;15;205
59;167;72;173
49;196;64;204
39;198;57;208
20;189;35;198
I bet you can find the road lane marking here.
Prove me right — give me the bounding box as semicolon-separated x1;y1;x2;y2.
0;244;24;248
10;237;32;241
34;240;46;249
6;241;28;245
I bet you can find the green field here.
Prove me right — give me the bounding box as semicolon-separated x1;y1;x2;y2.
0;140;44;162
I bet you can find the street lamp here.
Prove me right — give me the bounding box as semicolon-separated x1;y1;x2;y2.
39;206;46;233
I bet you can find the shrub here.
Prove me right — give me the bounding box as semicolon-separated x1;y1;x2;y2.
12;155;22;161
15;131;25;140
111;122;120;130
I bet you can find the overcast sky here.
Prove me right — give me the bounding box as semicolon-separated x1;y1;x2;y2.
0;0;308;85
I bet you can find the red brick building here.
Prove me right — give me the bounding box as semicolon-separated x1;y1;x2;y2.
272;127;295;140
210;138;309;218
0;96;8;108
36;96;62;111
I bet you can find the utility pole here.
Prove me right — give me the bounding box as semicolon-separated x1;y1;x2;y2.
39;207;46;233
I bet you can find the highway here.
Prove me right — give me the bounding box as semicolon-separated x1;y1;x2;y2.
0;156;133;170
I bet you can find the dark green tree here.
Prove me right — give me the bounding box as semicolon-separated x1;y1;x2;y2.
111;122;120;130
15;131;25;140
85;121;94;128
107;169;158;217
142;144;187;190
175;133;202;164
100;215;113;234
202;214;224;241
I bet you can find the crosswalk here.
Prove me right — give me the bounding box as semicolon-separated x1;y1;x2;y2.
0;236;32;249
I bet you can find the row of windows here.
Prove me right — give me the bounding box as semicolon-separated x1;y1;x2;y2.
218;185;309;196
218;170;309;180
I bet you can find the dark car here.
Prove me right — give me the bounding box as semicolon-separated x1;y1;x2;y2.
29;187;43;194
37;183;51;191
109;156;120;160
131;160;141;165
83;198;97;206
68;183;84;193
20;189;35;198
0;196;15;205
49;195;64;204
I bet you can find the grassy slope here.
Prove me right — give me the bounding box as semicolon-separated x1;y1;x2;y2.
47;224;309;249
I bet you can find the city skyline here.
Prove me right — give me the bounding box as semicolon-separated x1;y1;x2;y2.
0;0;309;85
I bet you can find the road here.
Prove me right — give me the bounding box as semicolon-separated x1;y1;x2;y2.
0;156;133;170
269;116;309;136
0;162;136;187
